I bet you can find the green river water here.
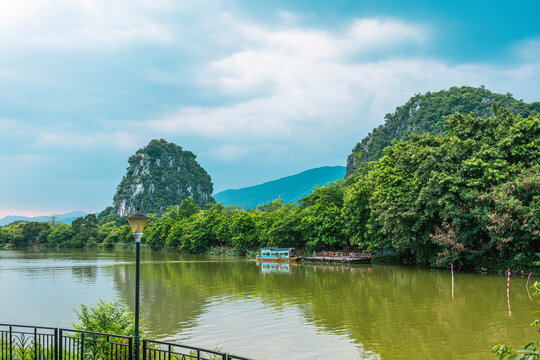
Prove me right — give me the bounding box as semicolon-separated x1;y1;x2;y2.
0;249;536;359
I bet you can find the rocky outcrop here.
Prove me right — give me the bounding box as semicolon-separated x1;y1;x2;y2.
113;139;214;215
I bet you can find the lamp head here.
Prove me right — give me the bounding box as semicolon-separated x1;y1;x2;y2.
127;209;149;235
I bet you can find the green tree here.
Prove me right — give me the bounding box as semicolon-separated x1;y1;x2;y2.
70;214;100;247
230;210;261;251
97;206;126;226
363;109;539;266
47;223;73;246
73;298;142;337
0;228;11;245
17;222;51;247
263;201;305;248
300;183;347;251
177;198;201;219
342;175;372;248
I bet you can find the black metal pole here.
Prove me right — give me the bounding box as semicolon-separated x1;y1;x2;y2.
134;240;140;360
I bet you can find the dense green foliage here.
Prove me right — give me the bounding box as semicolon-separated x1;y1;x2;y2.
73;298;143;338
346;86;540;176
113;139;214;216
214;166;346;208
344;108;539;269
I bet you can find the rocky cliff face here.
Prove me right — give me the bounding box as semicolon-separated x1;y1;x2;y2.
113;139;214;215
346;86;540;176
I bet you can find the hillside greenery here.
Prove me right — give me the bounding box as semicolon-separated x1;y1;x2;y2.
346;86;540;176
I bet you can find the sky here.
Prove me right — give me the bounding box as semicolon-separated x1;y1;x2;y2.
1;0;540;217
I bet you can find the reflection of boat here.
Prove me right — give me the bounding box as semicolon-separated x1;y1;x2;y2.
259;262;290;274
256;247;302;262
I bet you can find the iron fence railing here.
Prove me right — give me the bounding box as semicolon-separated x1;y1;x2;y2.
143;340;252;360
59;329;132;360
0;324;57;360
0;325;252;360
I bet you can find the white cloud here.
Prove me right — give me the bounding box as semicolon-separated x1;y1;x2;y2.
233;18;426;61
0;0;176;50
142;15;540;167
147;17;430;140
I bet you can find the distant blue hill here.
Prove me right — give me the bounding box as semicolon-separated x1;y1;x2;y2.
213;166;346;209
0;211;88;226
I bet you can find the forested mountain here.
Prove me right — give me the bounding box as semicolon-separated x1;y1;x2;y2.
113;139;214;215
213;166;346;209
346;86;540;176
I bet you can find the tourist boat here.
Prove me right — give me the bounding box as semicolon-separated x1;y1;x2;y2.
303;251;372;264
256;247;302;262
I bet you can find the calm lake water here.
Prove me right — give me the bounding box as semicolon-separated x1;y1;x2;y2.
0;249;537;359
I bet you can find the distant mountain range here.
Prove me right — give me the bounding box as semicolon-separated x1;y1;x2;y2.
213;166;346;209
0;211;88;226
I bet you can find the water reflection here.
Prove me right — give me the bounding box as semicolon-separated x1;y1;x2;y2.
0;249;537;360
527;272;533;301
108;258;537;359
259;262;290;274
71;266;97;284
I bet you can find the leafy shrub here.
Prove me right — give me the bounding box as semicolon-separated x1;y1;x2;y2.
73;298;143;337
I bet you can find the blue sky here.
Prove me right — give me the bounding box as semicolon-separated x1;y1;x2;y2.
1;0;540;217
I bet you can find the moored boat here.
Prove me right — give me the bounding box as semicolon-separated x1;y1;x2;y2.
303;251;372;264
256;247;302;262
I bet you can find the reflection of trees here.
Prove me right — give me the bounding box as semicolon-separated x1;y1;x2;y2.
110;257;536;359
71;266;98;283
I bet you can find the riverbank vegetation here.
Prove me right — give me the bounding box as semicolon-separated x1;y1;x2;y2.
1;108;538;271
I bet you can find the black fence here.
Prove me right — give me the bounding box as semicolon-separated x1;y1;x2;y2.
0;325;252;360
143;340;252;360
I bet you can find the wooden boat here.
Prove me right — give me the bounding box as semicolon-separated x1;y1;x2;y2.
256;247;302;262
303;251;372;264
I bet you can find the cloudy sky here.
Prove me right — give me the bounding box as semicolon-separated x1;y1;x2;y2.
1;0;540;217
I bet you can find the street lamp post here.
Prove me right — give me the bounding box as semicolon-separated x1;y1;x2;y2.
127;210;149;360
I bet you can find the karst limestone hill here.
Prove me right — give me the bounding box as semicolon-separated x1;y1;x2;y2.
113;139;214;216
346;86;540;176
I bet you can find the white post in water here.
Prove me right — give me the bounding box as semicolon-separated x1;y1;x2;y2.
527;272;533;301
507;269;511;317
451;264;454;300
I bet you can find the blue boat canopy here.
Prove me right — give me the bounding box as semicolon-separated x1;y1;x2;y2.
259;247;297;259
